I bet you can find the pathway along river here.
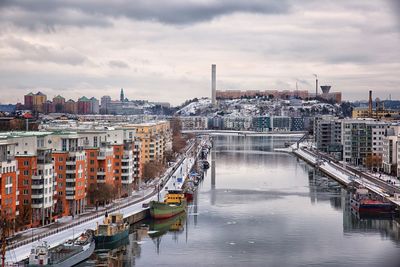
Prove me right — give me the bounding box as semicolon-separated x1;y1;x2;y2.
79;135;400;267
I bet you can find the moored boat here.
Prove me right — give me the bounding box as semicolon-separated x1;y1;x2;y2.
26;230;95;267
150;190;187;219
94;213;129;248
350;188;395;215
148;212;186;238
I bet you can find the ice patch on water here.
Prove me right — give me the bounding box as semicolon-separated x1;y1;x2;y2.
248;241;255;244
226;221;237;225
228;242;236;245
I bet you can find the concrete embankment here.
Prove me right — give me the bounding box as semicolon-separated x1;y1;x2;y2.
292;147;400;208
5;139;207;264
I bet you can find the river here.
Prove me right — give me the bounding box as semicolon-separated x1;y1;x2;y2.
80;135;400;267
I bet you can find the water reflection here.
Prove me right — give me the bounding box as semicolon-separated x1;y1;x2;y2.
81;135;400;266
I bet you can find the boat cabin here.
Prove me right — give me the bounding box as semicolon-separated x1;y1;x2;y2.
97;213;126;236
29;241;49;265
165;190;185;204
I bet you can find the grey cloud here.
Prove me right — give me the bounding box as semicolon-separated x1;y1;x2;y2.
109;60;129;69
0;0;291;29
3;37;86;65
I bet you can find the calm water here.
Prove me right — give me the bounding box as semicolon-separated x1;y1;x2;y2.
81;135;400;267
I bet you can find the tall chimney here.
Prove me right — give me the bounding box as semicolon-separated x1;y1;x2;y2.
211;64;216;107
368;90;373;117
315;78;318;98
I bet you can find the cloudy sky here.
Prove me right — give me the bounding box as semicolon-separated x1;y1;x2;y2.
0;0;399;105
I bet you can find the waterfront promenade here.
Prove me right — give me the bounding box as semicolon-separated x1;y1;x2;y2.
292;145;400;208
182;129;306;136
4;139;205;264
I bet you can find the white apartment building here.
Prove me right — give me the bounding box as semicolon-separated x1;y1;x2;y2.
382;125;400;176
341;119;389;168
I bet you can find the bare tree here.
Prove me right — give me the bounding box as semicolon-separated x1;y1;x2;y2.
142;161;164;182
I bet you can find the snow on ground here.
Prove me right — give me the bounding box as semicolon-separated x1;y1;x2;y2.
5;144;201;264
178;99;211;116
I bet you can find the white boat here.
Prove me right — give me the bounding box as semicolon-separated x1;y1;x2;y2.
26;230;95;266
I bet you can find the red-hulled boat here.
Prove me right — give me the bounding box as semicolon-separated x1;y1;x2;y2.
350;188;395;215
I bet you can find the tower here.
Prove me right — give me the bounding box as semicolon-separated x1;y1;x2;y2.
211;64;216;107
120;88;124;102
368;90;373;117
313;74;318;98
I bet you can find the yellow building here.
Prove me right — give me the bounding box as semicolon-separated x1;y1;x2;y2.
352;107;400;120
126;121;171;165
32;92;47;113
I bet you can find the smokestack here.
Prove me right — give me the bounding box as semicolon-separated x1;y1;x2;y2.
211;64;216;107
368;90;373;117
313;74;318;98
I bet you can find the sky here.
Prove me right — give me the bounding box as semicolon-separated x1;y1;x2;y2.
0;0;399;105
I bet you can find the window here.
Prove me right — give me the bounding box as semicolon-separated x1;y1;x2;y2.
58;157;64;162
23;179;29;185
23;199;29;205
24;160;29;166
58;166;63;170
90;160;95;164
58;174;63;179
23;189;29;195
62;139;67;151
23;170;29;176
6;186;12;195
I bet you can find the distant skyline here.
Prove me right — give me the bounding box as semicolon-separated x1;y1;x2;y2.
0;0;399;105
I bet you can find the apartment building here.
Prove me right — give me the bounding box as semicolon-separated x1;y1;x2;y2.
271;116;291;131
1;132;57;228
128;121;170;165
398;141;400;178
252;116;271;132
222;117;252;131
341;119;389;168
180;116;208;130
0;139;19;233
313;116;342;157
382;125;400;176
51;132;87;216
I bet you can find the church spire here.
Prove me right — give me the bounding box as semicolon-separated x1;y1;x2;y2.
120;88;124;102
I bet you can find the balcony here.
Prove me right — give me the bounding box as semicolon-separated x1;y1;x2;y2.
98;152;106;160
31;183;44;189
97;169;105;175
66;191;75;200
66;169;76;174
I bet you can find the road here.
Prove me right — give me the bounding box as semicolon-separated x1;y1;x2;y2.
5;138;203;264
